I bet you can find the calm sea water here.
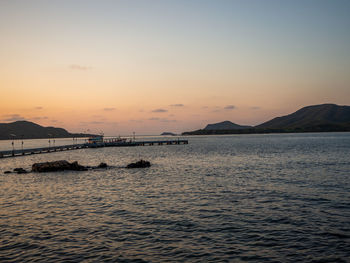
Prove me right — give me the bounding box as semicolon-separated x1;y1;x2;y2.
0;133;349;262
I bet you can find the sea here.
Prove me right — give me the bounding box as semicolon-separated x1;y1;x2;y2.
0;133;349;262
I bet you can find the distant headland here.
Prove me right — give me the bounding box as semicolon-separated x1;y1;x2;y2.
1;104;349;140
0;121;95;140
183;104;350;135
161;132;177;136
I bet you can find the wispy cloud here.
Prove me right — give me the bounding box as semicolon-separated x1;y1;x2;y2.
160;119;177;123
251;106;261;110
152;108;168;113
1;114;26;122
30;116;49;121
80;121;118;125
92;115;105;119
170;104;184;107
80;121;104;125
149;117;176;122
224;105;236;110
34;106;43;110
70;64;92;71
103;107;116;111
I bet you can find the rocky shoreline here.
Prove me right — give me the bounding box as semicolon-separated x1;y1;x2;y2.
4;159;151;174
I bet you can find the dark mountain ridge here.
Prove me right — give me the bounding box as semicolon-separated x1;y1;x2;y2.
204;121;252;130
183;104;350;135
257;104;350;129
0;121;94;140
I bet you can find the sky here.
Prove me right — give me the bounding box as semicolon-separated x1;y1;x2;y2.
1;0;349;135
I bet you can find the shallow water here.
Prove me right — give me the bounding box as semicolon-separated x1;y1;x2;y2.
1;133;349;262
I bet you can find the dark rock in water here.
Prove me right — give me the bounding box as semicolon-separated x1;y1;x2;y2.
4;171;12;174
126;160;151;168
97;162;108;168
13;168;28;174
70;161;87;171
32;160;87;173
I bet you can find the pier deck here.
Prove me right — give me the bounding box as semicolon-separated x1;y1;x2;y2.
0;139;188;158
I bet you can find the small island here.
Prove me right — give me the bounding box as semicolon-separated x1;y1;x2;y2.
161;132;177;136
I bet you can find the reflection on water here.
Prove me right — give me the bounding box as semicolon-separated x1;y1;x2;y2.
0;133;349;262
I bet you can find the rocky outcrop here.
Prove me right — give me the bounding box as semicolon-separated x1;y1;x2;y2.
4;168;29;174
97;162;108;168
4;160;110;174
126;160;151;168
32;160;87;173
14;168;28;174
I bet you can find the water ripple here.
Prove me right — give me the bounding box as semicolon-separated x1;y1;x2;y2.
0;133;350;262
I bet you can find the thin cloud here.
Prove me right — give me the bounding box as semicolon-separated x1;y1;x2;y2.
80;121;104;125
160;119;177;123
170;104;184;107
251;106;261;110
34;106;43;110
90;121;105;125
1;114;26;122
103;107;116;111
152;109;168;113
30;116;49;121
80;121;118;125
224;105;236;110
70;64;92;71
149;117;176;122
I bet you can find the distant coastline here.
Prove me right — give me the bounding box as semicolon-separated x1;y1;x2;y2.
182;126;350;136
0;121;96;140
183;104;350;135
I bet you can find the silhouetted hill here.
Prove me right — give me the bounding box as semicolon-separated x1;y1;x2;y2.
161;132;177;136
0;121;95;140
183;104;350;135
257;104;350;129
204;121;252;130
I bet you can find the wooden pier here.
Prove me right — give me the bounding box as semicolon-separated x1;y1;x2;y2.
0;139;188;159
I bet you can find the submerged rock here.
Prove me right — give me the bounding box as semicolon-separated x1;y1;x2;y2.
97;162;108;168
126;160;151;168
32;160;87;173
13;168;28;174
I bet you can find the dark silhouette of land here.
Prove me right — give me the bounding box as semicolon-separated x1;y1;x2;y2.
0;121;95;140
161;132;177;136
183;104;350;135
1;104;349;139
204;121;252;130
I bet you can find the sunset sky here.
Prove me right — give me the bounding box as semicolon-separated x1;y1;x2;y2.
1;0;349;135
